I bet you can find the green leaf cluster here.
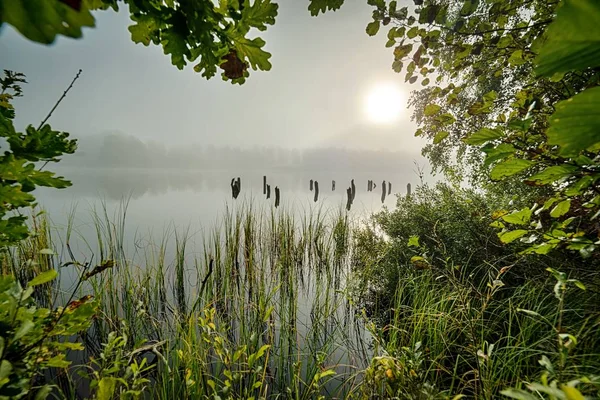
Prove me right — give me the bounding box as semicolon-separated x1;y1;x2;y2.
0;272;97;399
0;71;76;247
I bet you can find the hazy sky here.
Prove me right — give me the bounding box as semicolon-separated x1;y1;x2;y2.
1;1;426;154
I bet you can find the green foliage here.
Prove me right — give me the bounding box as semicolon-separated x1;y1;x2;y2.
0;0;95;44
501;270;600;399
83;331;158;400
121;0;280;84
0;71;76;248
360;342;443;399
0;0;280;84
308;0;345;16
0;272;97;399
546;87;600;156
535;0;600;76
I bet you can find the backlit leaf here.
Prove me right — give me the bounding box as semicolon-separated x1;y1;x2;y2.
28;269;58;287
547;87;600;156
464;128;502;145
550;200;571;218
535;0;600;76
490;159;534;180
502;208;532;226
366;21;380;36
424;104;441;116
525;165;578;185
498;229;528;243
433;131;448;144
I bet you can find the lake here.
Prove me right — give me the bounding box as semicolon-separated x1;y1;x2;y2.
35;167;416;257
30;166;418;396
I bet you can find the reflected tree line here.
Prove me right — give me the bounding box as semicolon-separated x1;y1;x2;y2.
65;132;415;172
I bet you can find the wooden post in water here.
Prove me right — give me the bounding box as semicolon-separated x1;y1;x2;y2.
367;180;371;191
275;186;280;208
314;181;319;202
332;180;335;191
346;187;353;211
310;179;314;191
266;184;271;199
231;178;236;199
236;177;241;193
263;176;267;195
407;183;412;196
351;179;356;201
381;180;386;203
388;181;392;195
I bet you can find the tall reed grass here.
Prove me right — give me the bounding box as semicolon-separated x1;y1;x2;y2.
6;198;600;399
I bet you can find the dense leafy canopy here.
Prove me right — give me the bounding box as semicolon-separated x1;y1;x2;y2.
351;0;600;260
0;0;280;84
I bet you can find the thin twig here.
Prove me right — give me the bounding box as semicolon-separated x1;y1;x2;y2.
37;69;82;130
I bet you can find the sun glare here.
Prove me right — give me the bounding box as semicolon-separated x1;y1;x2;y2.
364;83;405;124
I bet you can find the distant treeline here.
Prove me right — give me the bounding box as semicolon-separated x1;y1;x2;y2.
64;132;417;171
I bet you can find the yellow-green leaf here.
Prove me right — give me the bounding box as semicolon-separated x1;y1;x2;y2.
550;200;571;218
28;269;57;287
464;128;503;145
433;131;449;144
490;159;534;180
498;229;528;244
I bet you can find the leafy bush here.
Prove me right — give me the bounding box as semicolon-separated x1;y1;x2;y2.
0;271;97;399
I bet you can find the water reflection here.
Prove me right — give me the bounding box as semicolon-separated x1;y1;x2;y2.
48;167;417;202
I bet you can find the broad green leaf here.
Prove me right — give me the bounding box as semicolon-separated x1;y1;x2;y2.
526;384;566;398
525;165;578;185
46;354;71;368
424;104;441;116
407;26;418;39
500;389;538;400
547;87;600;156
535;0;600;76
308;0;344;16
490;159;534;180
28;269;58;287
394;43;413;59
128;15;160;46
464;128;502;145
240;0;278;32
508;49;526;66
550;199;571;218
561;386;585;400
482;143;515;167
13;320;35;340
97;377;117;400
0;0;95;44
161;28;190;70
366;21;380;36
0;360;12;383
433;131;449;144
502;208;532;226
232;35;272;71
523;243;556;255
498;229;528;243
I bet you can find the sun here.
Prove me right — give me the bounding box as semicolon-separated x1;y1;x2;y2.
364;83;405;124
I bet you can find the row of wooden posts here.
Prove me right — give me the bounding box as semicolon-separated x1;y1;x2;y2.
231;176;412;210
